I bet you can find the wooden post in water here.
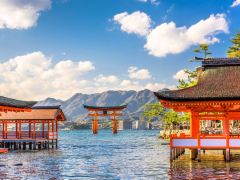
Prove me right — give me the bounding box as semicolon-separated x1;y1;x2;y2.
197;134;201;162
92;111;98;134
226;134;230;162
170;135;174;161
112;111;118;134
190;149;197;160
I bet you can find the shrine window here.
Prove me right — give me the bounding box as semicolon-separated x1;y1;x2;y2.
200;120;223;135
229;120;240;135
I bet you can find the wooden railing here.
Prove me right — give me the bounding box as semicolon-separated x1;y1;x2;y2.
0;131;57;139
170;133;239;149
48;132;58;139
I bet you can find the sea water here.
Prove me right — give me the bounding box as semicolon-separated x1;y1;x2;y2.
0;130;239;179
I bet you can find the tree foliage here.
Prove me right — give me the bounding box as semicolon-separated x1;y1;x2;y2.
178;69;198;89
193;44;212;58
177;43;212;89
143;103;164;123
227;32;240;58
143;103;190;134
162;110;190;133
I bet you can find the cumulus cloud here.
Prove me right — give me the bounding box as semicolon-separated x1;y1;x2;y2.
113;11;152;36
137;0;160;5
173;69;188;80
128;66;152;80
0;51;95;100
114;11;228;57
145;83;175;91
120;80;140;91
119;80;174;91
145;14;228;57
94;74;119;84
0;0;51;29
231;0;240;7
0;51;174;100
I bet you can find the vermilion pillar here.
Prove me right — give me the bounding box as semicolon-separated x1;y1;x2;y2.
112;111;118;134
33;121;36;139
42;122;45;138
19;121;22;139
92;112;98;134
191;112;199;137
16;122;18;138
224;113;229;135
2;122;5;139
29;122;32;138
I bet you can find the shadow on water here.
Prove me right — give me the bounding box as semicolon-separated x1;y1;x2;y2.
1;130;240;179
169;152;240;180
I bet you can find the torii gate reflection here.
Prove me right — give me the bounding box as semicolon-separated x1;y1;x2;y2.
83;105;127;134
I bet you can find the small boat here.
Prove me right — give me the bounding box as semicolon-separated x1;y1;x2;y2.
0;148;8;154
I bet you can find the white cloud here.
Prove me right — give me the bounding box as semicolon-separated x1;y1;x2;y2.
128;66;152;80
144;14;228;57
137;0;160;5
94;74;119;84
114;11;228;57
0;51;95;100
0;51;175;100
120;80;140;91
120;80;174;91
0;0;51;29
173;69;188;80
231;0;240;7
113;11;152;36
145;83;175;91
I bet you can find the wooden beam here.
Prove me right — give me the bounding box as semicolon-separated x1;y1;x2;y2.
88;113;123;117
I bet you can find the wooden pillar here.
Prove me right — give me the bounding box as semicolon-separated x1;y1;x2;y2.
56;119;58;148
19;121;22;139
29;122;32;138
226;134;230;162
112;111;118;134
2;122;4;139
48;120;50;147
190;149;197;160
170;134;174;161
23;142;26;150
5;122;7;139
52;120;54;148
52;121;54;133
42;122;45;138
191;112;199;137
224;113;229;135
197;134;201;162
92;111;98;134
16;122;18;139
33;121;36;139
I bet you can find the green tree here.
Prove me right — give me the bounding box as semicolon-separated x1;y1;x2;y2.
177;44;212;89
227;32;240;58
193;43;212;58
143;103;164;123
162;110;190;137
178;69;198;89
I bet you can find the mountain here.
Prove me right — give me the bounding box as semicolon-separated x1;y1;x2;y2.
35;89;159;121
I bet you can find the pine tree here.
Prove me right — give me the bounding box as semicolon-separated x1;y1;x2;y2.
193;44;212;58
227;32;240;58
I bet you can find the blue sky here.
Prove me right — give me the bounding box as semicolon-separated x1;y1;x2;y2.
0;0;239;100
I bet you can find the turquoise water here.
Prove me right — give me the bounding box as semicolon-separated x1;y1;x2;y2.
0;130;239;179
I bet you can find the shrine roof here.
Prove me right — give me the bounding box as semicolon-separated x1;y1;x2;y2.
155;57;240;101
0;107;65;121
83;104;127;110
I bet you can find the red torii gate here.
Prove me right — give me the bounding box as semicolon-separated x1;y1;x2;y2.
83;105;127;134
